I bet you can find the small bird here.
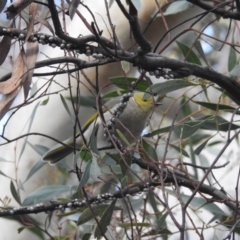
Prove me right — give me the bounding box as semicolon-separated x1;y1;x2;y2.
42;91;160;164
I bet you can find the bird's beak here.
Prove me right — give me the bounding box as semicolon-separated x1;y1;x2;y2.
154;102;162;107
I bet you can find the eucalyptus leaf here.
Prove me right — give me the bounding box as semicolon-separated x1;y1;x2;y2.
228;36;237;72
19;102;40;162
24;160;46;182
141;139;158;162
78;160;91;188
194;101;240;114
90;154;101;181
22;185;71;205
194;138;211;155
10;181;21;205
144;80;196;99
94;200;116;238
177;41;202;65
169;144;189;158
109;76;149;91
78;204;112;225
164;1;193;15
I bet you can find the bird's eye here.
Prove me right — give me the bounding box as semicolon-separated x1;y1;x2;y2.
143;99;147;102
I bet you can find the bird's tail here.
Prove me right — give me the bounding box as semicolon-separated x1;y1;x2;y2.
42;137;76;164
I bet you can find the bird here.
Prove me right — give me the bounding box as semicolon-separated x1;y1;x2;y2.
42;91;160;164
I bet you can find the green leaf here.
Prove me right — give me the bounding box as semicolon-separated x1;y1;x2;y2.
89;124;99;155
60;94;73;120
143;126;171;137
176;41;202;65
121;61;130;73
181;193;228;216
196;115;240;131
229;64;240;79
164;1;193;15
17;226;44;238
22;185;71;205
19;102;40;162
94;200;116;238
157;212;168;229
109;76;149;91
228;36;237;72
181;96;192;116
148;189;163;230
144;79;196;99
173;119;209;139
102;90;125;99
119;222;151;227
194;138;211;155
41;97;49;105
66;95;96;107
24;160;46;182
194;101;240;114
141;139;158;162
169;144;189;158
82;233;92;240
141;228;172;237
90;154;102;181
78;160;91;188
116;129;130;146
28;142;49;155
10;181;21;205
0;170;11;179
194;41;209;66
78;204;120;225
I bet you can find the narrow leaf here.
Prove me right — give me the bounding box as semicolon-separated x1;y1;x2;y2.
22;185;71;205
0;36;11;66
194;138;211;155
77;204;120;225
34;14;54;35
94;200;116;238
141;139;158;162
10;181;21;204
5;0;35;19
19;102;40;162
194;41;209;66
228;36;237;72
0;87;21;120
78;160;91;188
169;144;189;157
194;101;240;114
24;41;39;99
177;41;202;65
90;154;102;181
0;0;7;13
143;126;171;137
144;80;196;99
0;49;27;94
69;0;80;19
60;94;73;120
164;1;193;15
24;160;46;182
109;76;149;91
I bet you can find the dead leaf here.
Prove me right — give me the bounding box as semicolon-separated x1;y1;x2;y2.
35;14;54;35
0;0;7;13
0;87;21;120
0;36;11;66
0;49;27;94
23;41;39;99
5;0;35;19
25;2;37;41
69;0;80;20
